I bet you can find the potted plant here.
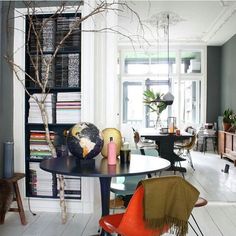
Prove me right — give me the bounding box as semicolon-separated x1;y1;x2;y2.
143;89;167;128
228;113;236;133
223;108;233;131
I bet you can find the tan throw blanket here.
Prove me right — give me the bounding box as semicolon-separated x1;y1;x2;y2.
139;176;200;236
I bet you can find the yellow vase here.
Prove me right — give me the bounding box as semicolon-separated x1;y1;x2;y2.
101;128;122;158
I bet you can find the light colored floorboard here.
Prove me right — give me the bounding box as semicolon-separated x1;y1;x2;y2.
62;213;91;236
190;205;222;236
41;213;74;236
21;212;60;236
1;151;236;235
206;204;236;236
221;205;236;228
184;151;236;202
81;212;100;236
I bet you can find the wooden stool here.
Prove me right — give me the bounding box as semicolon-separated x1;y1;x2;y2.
5;173;27;225
189;197;208;236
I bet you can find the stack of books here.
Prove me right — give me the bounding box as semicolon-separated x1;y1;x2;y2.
28;93;55;123
42;18;55;51
56;92;81;124
41;54;55;88
29;130;55;159
68;53;80;87
57;175;81;199
55;53;80;88
29;162;53;196
56;17;80;51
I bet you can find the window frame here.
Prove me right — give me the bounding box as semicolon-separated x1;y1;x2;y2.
119;46;206;129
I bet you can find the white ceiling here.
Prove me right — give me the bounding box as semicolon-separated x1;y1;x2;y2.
118;0;236;46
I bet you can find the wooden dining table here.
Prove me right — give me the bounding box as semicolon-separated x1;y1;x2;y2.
140;128;193;168
40;154;170;236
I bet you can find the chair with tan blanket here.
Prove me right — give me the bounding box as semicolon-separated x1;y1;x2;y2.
100;176;200;236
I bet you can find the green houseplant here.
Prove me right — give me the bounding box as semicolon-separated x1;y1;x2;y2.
223;108;233;131
143;89;167;128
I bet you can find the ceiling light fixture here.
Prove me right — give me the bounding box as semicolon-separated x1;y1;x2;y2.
147;12;176;105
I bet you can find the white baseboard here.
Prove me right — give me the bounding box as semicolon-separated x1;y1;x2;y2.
23;197;94;213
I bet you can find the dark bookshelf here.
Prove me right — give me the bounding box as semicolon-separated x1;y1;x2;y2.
25;13;82;200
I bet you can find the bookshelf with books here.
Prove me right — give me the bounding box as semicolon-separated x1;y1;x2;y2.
25;13;82;200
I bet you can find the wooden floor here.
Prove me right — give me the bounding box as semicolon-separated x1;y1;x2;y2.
1;151;236;236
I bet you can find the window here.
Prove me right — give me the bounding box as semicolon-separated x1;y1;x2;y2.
181;51;201;74
123;82;143;125
120;48;205;129
179;80;201;124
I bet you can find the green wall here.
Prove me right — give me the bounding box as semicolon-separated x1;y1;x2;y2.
0;1;15;177
0;1;72;177
221;34;236;113
207;46;221;123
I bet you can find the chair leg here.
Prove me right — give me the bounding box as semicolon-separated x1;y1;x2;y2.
190;213;204;236
147;173;152;178
187;151;195;171
140;148;145;155
176;162;186;178
188;221;200;236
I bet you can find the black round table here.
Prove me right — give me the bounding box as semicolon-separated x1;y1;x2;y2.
40;154;170;235
141;129;193;166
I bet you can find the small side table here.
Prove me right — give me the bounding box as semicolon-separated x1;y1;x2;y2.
203;135;217;153
5;173;27;225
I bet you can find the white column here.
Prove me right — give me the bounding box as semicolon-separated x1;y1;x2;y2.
94;5;119;129
81;1;95;123
105;9;119;128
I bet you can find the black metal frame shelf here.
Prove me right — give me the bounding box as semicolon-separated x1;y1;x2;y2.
25;12;82;200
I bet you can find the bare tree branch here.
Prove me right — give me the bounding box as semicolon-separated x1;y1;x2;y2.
5;0;149;224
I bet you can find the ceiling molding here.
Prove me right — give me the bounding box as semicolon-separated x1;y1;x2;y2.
202;2;236;43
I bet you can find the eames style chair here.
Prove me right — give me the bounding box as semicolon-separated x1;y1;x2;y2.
110;173;146;209
110;149;152;209
109;127;153;210
100;176;200;236
132;128;159;155
133;127;186;177
189;197;208;236
175;126;196;170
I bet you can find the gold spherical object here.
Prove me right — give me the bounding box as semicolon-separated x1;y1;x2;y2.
101;128;122;158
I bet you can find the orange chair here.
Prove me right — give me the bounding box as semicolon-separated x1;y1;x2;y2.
100;176;200;236
189;197;208;236
99;185;169;236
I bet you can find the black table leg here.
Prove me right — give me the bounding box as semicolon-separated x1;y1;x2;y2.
157;137;187;173
99;177;112;236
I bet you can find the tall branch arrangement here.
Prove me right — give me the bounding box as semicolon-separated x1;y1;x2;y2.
5;0;146;223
